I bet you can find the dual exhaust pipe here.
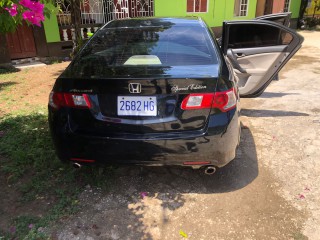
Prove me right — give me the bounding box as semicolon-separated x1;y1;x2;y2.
72;162;82;169
203;165;217;175
72;162;217;175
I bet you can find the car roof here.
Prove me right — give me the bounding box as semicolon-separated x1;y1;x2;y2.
102;17;205;29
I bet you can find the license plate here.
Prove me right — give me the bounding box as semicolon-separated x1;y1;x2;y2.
117;96;157;116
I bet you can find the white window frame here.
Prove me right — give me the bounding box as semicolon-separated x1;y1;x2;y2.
283;0;291;12
187;0;209;13
234;0;249;17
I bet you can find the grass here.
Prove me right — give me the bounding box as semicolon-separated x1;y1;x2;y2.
0;70;114;239
0;112;115;239
292;232;308;240
0;65;20;75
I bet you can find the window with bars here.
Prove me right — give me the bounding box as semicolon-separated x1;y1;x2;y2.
187;0;208;13
283;0;291;12
234;0;249;17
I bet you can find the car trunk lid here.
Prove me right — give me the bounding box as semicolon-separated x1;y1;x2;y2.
54;65;220;135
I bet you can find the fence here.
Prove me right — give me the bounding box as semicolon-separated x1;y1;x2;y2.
56;0;154;41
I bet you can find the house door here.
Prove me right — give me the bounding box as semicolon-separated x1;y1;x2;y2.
5;22;36;59
264;0;273;15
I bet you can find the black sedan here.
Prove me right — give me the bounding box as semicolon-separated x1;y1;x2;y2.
48;17;303;174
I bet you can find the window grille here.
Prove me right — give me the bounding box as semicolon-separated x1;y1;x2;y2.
283;0;291;12
234;0;249;17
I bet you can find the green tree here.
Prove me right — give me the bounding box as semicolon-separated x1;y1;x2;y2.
313;0;320;18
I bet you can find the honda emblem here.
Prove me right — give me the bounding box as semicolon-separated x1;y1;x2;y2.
128;83;141;93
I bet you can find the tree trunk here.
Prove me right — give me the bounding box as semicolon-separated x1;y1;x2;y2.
70;0;82;58
0;34;11;64
298;0;308;28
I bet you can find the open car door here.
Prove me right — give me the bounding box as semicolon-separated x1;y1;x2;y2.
222;20;303;97
255;12;292;27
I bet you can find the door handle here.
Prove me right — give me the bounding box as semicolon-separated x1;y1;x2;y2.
236;53;245;57
227;49;247;74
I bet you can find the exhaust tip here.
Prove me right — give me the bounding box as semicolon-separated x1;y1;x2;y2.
204;166;217;175
72;163;82;169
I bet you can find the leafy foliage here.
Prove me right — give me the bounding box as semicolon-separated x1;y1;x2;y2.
304;17;320;28
0;0;57;33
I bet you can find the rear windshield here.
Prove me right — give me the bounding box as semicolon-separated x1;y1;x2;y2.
74;24;218;68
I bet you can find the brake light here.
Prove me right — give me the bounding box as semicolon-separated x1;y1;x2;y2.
181;88;237;112
70;158;95;163
183;161;211;165
49;92;92;109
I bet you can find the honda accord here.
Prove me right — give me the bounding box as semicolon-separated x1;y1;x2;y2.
48;17;303;173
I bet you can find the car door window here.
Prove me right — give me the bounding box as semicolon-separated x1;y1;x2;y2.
227;24;293;49
268;17;287;25
255;13;292;27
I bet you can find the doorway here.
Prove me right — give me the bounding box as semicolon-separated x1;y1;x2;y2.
264;0;273;15
5;22;37;59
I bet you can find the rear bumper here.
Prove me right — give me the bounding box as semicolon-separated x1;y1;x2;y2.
49;109;240;168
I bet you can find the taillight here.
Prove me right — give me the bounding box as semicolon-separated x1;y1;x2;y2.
181;93;214;110
212;88;237;112
181;88;237;112
70;158;95;163
49;92;92;109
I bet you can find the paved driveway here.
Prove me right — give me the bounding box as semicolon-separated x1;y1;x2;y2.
54;31;320;240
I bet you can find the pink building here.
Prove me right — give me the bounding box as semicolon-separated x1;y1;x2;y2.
256;0;291;17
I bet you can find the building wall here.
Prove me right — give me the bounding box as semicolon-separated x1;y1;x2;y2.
256;0;266;16
255;0;300;19
41;2;61;43
272;0;285;13
154;0;257;28
43;15;60;43
42;3;72;58
43;0;266;44
289;0;301;18
289;0;302;28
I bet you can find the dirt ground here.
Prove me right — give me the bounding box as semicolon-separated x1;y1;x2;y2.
0;62;68;116
1;30;320;239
